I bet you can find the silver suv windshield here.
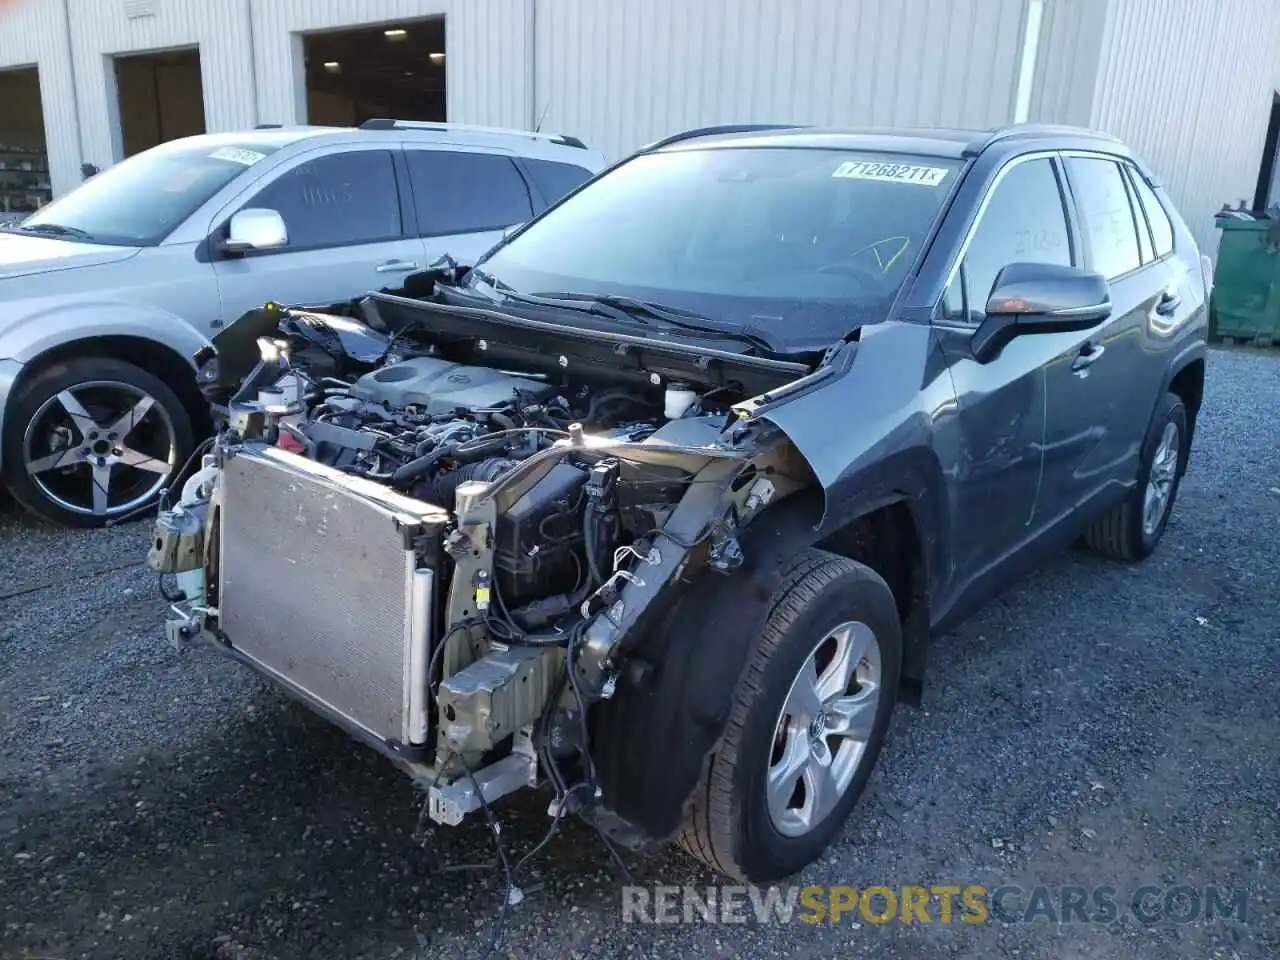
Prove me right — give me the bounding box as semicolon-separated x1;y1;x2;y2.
18;141;281;247
469;146;962;349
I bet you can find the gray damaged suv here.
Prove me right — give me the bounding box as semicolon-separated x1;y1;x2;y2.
0;121;605;525
152;123;1207;883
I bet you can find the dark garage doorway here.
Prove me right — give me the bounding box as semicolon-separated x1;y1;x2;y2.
303;18;446;126
0;65;51;220
114;47;207;158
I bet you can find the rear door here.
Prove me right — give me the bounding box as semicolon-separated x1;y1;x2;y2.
1047;154;1168;515
401;147;536;267
211;146;423;323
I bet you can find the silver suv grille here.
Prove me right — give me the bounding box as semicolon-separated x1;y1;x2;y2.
216;445;447;748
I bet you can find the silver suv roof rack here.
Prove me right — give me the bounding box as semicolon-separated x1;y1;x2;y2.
357;118;587;149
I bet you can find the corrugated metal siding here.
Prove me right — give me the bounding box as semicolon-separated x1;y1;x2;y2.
535;0;1031;162
250;0;530;129
0;0;81;197
1089;0;1280;257
66;0;256;166
1027;0;1109;126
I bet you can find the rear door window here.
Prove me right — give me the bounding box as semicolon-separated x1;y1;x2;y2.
1065;157;1143;279
1127;167;1175;257
522;158;594;209
247;150;402;250
406;150;534;236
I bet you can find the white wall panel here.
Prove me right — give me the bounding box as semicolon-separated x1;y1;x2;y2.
249;0;530;129
534;0;1031;162
65;0;256;168
1027;0;1108;126
0;0;81;197
1089;0;1280;257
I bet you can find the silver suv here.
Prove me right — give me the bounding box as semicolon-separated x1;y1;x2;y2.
0;121;605;526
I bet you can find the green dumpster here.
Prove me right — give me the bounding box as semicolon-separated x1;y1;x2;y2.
1210;216;1280;345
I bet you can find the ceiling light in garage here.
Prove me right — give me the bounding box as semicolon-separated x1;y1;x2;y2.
385;28;408;40
429;52;445;64
323;61;340;72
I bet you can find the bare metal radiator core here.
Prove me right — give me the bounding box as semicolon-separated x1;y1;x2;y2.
216;445;449;749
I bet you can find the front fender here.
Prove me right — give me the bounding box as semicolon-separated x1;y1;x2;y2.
0;299;211;367
0;302;211;473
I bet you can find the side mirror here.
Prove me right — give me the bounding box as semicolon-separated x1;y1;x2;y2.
223;208;287;254
971;262;1111;362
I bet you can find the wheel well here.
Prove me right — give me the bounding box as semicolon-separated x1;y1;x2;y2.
14;336;211;436
1170;359;1204;432
816;500;929;702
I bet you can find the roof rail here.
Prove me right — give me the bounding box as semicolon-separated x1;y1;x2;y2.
963;123;1121;156
641;123;808;152
357;118;587;149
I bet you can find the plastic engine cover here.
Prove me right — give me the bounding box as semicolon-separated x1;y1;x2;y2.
350;356;554;415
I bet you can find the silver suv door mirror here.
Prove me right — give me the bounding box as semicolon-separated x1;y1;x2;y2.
224;208;288;253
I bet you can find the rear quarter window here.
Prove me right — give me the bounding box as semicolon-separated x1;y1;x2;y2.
522;158;595;209
1128;168;1175;257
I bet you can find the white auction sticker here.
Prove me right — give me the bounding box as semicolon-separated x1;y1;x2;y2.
832;160;949;186
209;146;267;166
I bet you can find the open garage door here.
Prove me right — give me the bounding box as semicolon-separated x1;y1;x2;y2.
114;47;206;158
0;66;51;222
304;18;446;126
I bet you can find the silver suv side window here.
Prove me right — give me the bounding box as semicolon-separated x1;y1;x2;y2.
405;150;534;236
947;157;1073;323
248;150;402;250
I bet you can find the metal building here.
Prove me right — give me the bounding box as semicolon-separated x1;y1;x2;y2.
1;0;1277;254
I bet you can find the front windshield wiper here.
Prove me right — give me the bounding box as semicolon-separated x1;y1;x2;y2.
532;291;782;354
17;222;93;240
459;273;780;354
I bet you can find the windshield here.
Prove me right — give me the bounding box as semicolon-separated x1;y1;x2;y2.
469;146;962;348
20;141;280;246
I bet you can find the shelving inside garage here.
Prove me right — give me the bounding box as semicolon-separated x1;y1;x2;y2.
0;67;51;219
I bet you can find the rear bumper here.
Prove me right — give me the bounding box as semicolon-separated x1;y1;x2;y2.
0;358;24;475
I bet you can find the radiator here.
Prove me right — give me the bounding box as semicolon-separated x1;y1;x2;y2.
216;444;449;750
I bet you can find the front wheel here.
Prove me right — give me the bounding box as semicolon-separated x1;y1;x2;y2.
2;357;194;527
680;549;902;882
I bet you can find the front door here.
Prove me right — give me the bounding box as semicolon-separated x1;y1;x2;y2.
935;155;1084;604
211;147;424;325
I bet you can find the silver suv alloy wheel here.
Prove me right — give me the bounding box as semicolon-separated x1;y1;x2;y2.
767;619;883;837
21;380;177;518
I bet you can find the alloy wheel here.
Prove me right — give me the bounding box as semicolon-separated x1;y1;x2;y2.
21;380;177;518
1142;420;1180;536
766;620;883;838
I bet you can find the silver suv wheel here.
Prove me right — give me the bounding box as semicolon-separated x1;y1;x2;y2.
21;380;177;518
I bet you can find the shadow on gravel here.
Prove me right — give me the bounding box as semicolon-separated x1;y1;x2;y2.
1;688;643;960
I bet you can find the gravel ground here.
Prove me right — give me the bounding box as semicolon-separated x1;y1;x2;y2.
1;346;1277;960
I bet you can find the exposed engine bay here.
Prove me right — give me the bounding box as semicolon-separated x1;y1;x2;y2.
151;289;822;845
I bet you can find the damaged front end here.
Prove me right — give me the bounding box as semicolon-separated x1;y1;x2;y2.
150;292;823;844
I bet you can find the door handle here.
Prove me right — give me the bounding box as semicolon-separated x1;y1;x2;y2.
376;259;421;273
1071;341;1106;373
1155;291;1182;316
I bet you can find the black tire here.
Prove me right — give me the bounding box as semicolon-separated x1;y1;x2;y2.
679;548;902;882
2;357;194;528
1083;391;1189;562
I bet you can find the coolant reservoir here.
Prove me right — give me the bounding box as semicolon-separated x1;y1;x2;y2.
664;382;697;419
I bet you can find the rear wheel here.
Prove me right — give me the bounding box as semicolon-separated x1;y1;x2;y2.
680;549;902;882
2;357;194;527
1083;391;1188;562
